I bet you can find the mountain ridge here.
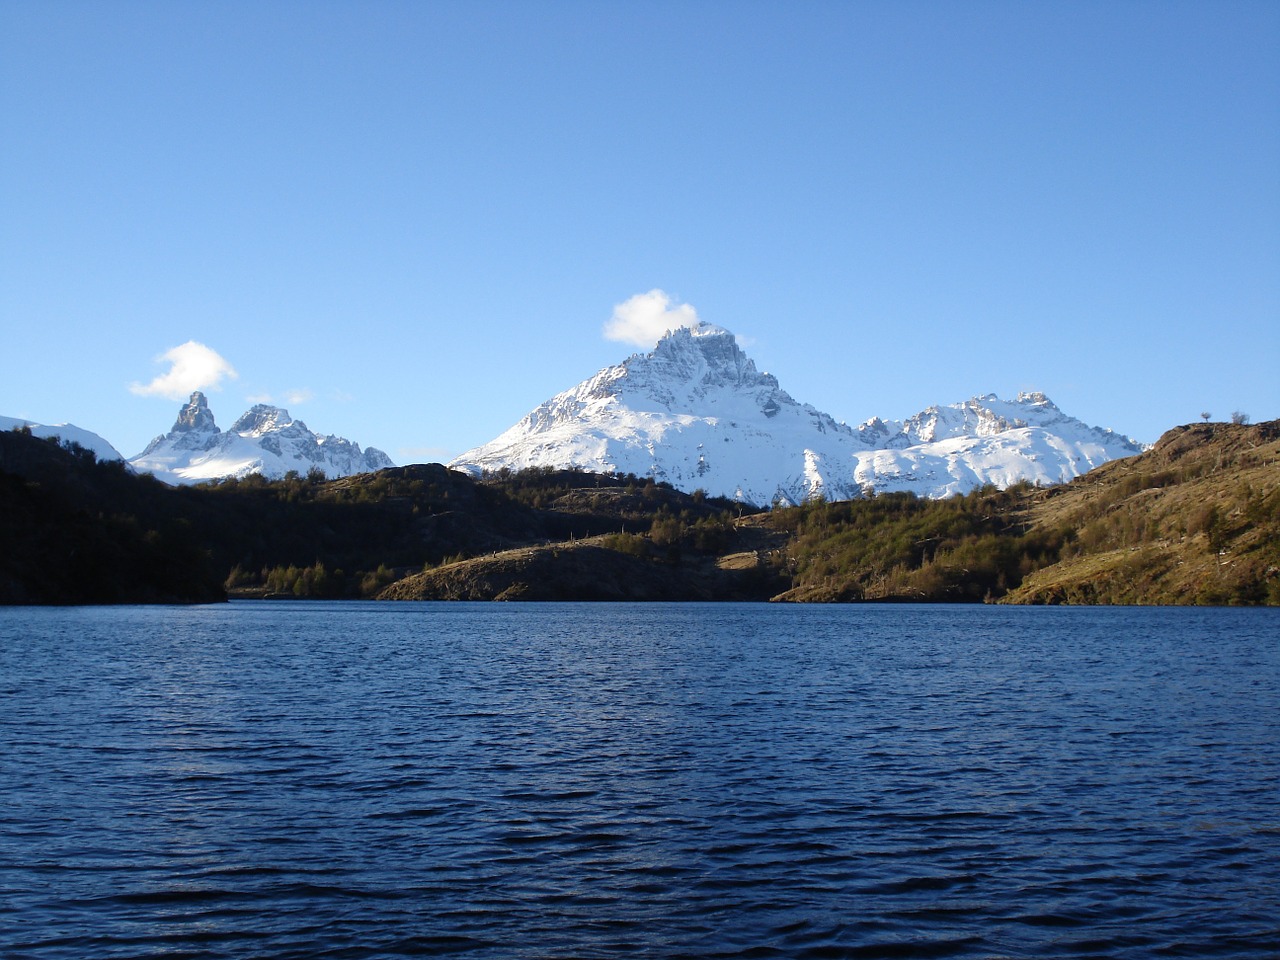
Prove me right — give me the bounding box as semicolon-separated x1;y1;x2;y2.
3;326;1144;495
128;392;394;484
452;324;1144;504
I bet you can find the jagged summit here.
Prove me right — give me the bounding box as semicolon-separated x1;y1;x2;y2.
130;393;394;485
452;326;1143;505
172;391;218;434
231;404;295;437
546;323;802;424
637;323;778;395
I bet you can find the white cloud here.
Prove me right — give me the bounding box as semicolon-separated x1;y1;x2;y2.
130;341;238;401
603;289;699;347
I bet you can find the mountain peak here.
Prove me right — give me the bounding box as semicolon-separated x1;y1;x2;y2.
622;323;783;402
231;404;295;437
1015;390;1055;408
171;391;217;435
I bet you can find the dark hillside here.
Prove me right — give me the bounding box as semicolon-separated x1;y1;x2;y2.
1;436;765;603
204;466;754;597
198;464;542;594
0;430;224;603
0;433;543;603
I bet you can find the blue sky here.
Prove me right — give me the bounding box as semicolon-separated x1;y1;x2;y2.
2;0;1277;461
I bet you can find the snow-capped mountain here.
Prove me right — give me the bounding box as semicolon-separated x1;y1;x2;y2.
451;324;1143;504
0;414;125;462
129;392;394;485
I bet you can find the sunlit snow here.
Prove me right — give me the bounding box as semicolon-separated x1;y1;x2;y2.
0;415;125;463
126;392;394;485
452;325;1143;505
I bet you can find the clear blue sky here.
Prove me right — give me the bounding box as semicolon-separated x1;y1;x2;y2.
3;0;1277;461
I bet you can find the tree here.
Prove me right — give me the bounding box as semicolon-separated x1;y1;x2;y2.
1200;411;1212;422
1230;411;1251;425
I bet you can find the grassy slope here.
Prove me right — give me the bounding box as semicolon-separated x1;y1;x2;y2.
768;419;1279;606
1004;420;1280;605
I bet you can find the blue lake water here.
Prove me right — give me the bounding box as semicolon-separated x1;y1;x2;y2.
1;601;1278;958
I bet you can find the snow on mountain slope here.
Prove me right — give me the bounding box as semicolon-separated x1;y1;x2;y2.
129;392;394;485
451;324;1143;504
0;414;125;462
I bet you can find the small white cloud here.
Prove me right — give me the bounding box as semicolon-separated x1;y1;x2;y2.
603;289;699;347
130;341;238;401
246;392;274;404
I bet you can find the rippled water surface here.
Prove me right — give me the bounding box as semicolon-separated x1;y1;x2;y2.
2;602;1278;958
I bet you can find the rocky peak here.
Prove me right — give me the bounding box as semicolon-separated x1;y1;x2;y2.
171;391;218;435
1016;390;1051;404
646;324;772;389
605;325;788;419
231;405;294;437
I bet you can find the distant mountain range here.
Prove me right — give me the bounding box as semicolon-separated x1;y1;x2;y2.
4;396;393;485
127;392;394;484
452;324;1144;504
5;326;1144;499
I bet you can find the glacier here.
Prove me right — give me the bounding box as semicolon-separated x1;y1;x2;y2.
451;324;1144;505
128;392;395;485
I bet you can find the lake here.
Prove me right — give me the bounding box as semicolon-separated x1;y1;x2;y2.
1;601;1278;958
